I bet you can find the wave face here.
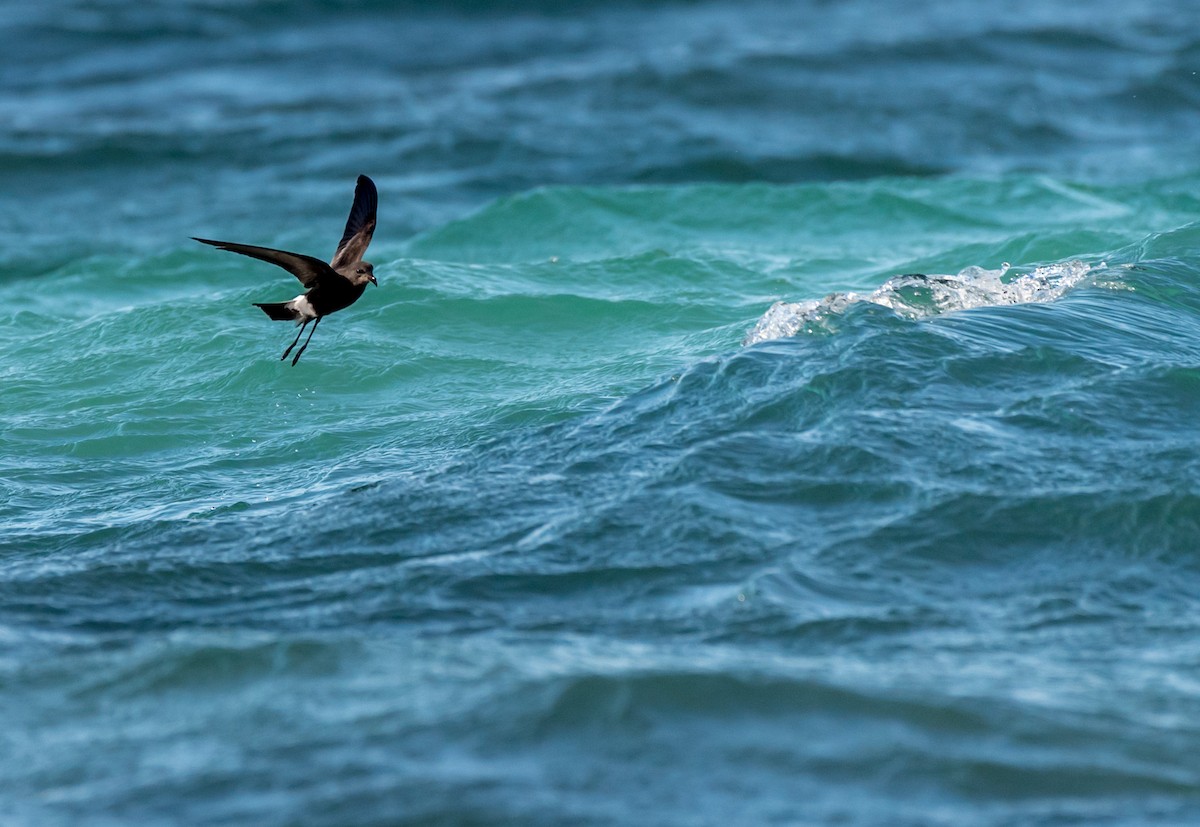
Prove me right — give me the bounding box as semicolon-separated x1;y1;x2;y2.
6;2;1200;825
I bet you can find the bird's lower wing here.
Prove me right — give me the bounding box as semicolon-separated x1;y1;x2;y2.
192;238;336;288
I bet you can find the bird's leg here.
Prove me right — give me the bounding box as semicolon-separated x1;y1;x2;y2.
281;320;309;361
291;316;322;366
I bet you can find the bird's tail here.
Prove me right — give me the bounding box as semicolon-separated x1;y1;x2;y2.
253;302;298;322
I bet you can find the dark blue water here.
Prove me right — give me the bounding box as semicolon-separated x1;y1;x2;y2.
5;2;1200;824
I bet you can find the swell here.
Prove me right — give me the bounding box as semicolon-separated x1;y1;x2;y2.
9;238;1200;628
5;186;1200;551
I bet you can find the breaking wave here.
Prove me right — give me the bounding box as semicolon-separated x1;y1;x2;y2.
744;260;1101;345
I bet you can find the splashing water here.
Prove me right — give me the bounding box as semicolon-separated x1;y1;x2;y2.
744;260;1101;345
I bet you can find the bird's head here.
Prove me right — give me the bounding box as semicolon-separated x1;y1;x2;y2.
352;261;377;287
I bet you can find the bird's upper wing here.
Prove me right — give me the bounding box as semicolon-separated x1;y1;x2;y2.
330;174;377;270
192;238;338;288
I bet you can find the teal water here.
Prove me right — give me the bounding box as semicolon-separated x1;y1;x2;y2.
6;2;1200;825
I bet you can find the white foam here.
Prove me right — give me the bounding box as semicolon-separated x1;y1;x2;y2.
743;260;1100;345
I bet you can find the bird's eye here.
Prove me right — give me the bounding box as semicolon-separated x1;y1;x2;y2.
356;268;364;274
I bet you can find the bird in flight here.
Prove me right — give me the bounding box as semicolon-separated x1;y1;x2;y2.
194;174;379;365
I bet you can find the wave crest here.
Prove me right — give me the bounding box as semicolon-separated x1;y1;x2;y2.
745;260;1099;345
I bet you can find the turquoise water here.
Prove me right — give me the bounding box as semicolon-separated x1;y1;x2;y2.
6;2;1200;825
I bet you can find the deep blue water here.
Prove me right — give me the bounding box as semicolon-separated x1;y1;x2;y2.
5;2;1200;824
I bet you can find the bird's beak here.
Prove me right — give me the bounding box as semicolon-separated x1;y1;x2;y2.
368;275;378;286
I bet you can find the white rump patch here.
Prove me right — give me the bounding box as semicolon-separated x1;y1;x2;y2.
291;295;318;321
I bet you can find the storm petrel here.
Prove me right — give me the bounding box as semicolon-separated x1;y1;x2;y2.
194;174;378;365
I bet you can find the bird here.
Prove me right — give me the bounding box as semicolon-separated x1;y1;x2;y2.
193;174;379;365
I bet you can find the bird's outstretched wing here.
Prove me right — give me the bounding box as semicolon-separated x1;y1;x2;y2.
330;174;377;269
192;238;338;288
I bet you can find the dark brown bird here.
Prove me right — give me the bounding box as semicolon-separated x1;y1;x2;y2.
194;174;379;365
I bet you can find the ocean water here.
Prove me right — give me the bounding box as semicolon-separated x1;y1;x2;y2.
5;1;1200;824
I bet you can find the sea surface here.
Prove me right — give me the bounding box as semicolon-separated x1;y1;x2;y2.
5;1;1200;824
